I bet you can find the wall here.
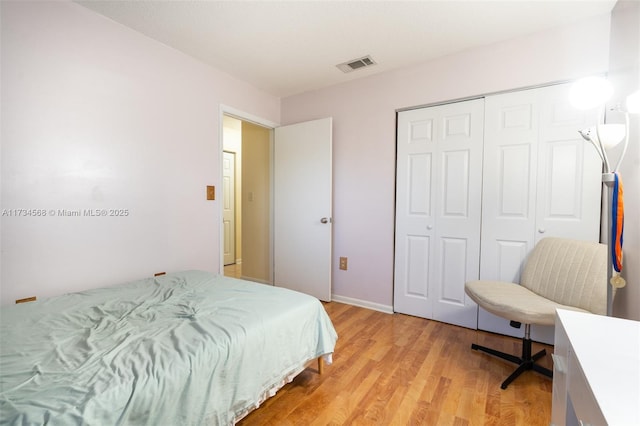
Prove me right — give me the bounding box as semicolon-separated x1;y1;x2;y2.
0;1;280;305
240;121;272;283
609;0;640;320
282;14;612;311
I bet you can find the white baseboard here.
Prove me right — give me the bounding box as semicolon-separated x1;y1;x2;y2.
330;294;394;314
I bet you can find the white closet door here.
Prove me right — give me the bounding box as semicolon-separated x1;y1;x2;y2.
535;84;602;243
481;89;539;280
531;84;601;343
394;107;437;320
394;99;484;328
479;83;602;341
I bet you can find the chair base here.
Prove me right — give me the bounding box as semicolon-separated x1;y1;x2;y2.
471;336;553;389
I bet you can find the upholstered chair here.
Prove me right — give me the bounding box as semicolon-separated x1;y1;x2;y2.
465;237;607;389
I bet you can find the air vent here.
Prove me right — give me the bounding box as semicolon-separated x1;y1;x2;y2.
336;55;377;73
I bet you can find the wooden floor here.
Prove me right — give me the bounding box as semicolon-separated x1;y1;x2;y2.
224;263;242;279
239;302;553;426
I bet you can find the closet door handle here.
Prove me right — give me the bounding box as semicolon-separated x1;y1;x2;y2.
426;225;433;230
538;227;546;234
320;217;330;224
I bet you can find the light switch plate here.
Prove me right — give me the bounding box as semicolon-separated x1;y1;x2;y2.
339;257;348;270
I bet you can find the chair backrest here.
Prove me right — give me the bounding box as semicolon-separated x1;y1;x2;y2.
521;237;608;315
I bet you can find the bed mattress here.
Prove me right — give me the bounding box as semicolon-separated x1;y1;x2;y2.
0;270;337;425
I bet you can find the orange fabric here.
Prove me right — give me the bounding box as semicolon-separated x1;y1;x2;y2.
612;174;624;272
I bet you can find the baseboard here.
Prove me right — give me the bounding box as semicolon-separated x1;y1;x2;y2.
330;294;394;314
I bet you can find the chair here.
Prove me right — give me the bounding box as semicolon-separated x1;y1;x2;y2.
465;237;607;389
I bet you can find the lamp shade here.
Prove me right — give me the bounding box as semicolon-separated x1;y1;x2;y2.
569;76;614;110
626;89;640;114
582;123;626;148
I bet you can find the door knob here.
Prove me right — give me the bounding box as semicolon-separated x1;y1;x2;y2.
320;217;330;224
538;227;546;233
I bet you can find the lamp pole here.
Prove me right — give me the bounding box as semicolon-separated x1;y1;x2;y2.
602;172;615;316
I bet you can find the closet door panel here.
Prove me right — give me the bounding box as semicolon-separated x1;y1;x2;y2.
478;238;532;338
481;90;538;252
535;84;602;243
480;83;603;342
531;84;602;343
432;99;484;328
499;144;533;218
494;239;529;283
442;150;471;215
395;99;483;328
433;236;474;326
394;109;437;318
408;153;433;216
404;236;432;299
479;90;539;337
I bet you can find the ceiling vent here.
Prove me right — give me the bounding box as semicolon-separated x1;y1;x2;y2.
336;55;377;73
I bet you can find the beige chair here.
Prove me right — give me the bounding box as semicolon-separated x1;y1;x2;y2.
465;237;607;389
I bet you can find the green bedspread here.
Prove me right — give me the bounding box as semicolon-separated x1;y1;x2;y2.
0;271;337;425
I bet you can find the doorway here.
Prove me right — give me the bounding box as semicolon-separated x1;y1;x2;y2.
220;108;333;300
222;114;273;284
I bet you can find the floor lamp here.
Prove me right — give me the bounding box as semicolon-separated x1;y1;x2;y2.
570;77;640;316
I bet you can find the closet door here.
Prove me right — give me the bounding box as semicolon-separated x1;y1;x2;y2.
479;83;601;341
479;89;539;339
535;84;602;242
394;99;484;329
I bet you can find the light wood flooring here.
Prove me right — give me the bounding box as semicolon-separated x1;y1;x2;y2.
239;301;553;426
224;263;242;279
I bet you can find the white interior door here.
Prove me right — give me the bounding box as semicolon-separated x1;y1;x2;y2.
394;99;484;328
274;118;332;301
222;151;236;266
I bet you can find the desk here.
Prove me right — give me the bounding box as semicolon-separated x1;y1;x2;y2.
552;309;640;425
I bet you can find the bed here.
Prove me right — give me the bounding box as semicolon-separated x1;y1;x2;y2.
0;270;338;425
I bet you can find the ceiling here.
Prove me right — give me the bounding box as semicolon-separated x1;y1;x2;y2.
76;0;617;98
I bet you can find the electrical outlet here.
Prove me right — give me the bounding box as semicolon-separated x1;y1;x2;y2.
339;257;348;270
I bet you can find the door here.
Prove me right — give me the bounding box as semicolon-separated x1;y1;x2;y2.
394;99;484;328
535;84;602;242
222;151;236;266
479;83;602;341
274;117;332;301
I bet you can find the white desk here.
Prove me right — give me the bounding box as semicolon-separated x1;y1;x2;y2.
552;309;640;425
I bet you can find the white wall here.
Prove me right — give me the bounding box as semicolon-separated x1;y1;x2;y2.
281;14;612;310
0;1;280;305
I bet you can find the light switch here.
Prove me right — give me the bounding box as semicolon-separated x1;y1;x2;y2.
339;257;348;270
206;185;215;200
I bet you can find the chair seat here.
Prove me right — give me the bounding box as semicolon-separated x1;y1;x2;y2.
465;280;590;326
